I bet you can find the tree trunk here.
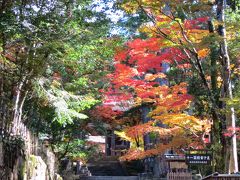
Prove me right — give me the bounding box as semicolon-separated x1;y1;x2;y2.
207;19;225;172
11;81;23;135
10;78;27;136
217;0;238;173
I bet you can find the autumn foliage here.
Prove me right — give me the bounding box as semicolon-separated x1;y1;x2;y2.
224;127;240;140
95;37;211;160
94;1;214;161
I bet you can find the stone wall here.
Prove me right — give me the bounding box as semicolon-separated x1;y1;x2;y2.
0;131;62;180
40;144;57;180
21;154;62;180
25;155;47;180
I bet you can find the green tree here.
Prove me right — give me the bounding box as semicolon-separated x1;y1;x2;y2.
0;0;121;172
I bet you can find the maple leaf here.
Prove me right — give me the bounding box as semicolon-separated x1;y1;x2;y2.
198;48;210;58
98;2;213;161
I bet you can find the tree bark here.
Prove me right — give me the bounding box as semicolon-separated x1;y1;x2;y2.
216;0;238;173
10;78;28;136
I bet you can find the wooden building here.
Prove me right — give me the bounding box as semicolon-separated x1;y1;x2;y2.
105;130;130;156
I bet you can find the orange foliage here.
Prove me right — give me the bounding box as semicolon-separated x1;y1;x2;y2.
101;52;208;160
90;106;123;124
124;121;180;139
198;48;210;58
99;1;213;161
145;73;166;81
120;136;190;161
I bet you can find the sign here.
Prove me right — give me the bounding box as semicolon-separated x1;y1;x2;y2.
185;149;212;165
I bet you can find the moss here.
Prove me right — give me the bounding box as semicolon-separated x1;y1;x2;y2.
29;155;37;165
55;174;63;180
19;155;36;180
28;155;38;178
20;160;27;180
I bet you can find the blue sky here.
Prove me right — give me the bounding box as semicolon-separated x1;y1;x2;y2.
93;0;124;23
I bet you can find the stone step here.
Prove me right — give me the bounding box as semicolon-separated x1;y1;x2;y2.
89;156;119;163
79;176;138;180
87;164;126;176
87;157;127;176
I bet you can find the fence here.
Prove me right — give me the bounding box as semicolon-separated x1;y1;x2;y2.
167;172;192;180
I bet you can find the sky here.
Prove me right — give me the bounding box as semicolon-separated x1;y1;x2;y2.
93;0;124;23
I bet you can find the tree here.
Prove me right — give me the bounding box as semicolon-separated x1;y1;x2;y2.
0;0;121;175
100;37;210;162
216;0;238;172
105;0;240;172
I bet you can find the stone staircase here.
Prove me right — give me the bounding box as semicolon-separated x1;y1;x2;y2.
87;156;126;176
79;156;138;180
80;176;138;180
79;176;166;180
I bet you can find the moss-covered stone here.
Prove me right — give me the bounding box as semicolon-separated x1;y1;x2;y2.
29;155;38;178
25;155;47;180
20;158;27;180
55;173;63;180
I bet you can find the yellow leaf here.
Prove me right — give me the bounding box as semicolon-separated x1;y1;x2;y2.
198;48;210;58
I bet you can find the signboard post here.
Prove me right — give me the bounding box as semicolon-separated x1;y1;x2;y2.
185;149;212;165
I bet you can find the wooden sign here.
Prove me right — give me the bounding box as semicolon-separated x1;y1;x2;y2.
185;149;212;165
